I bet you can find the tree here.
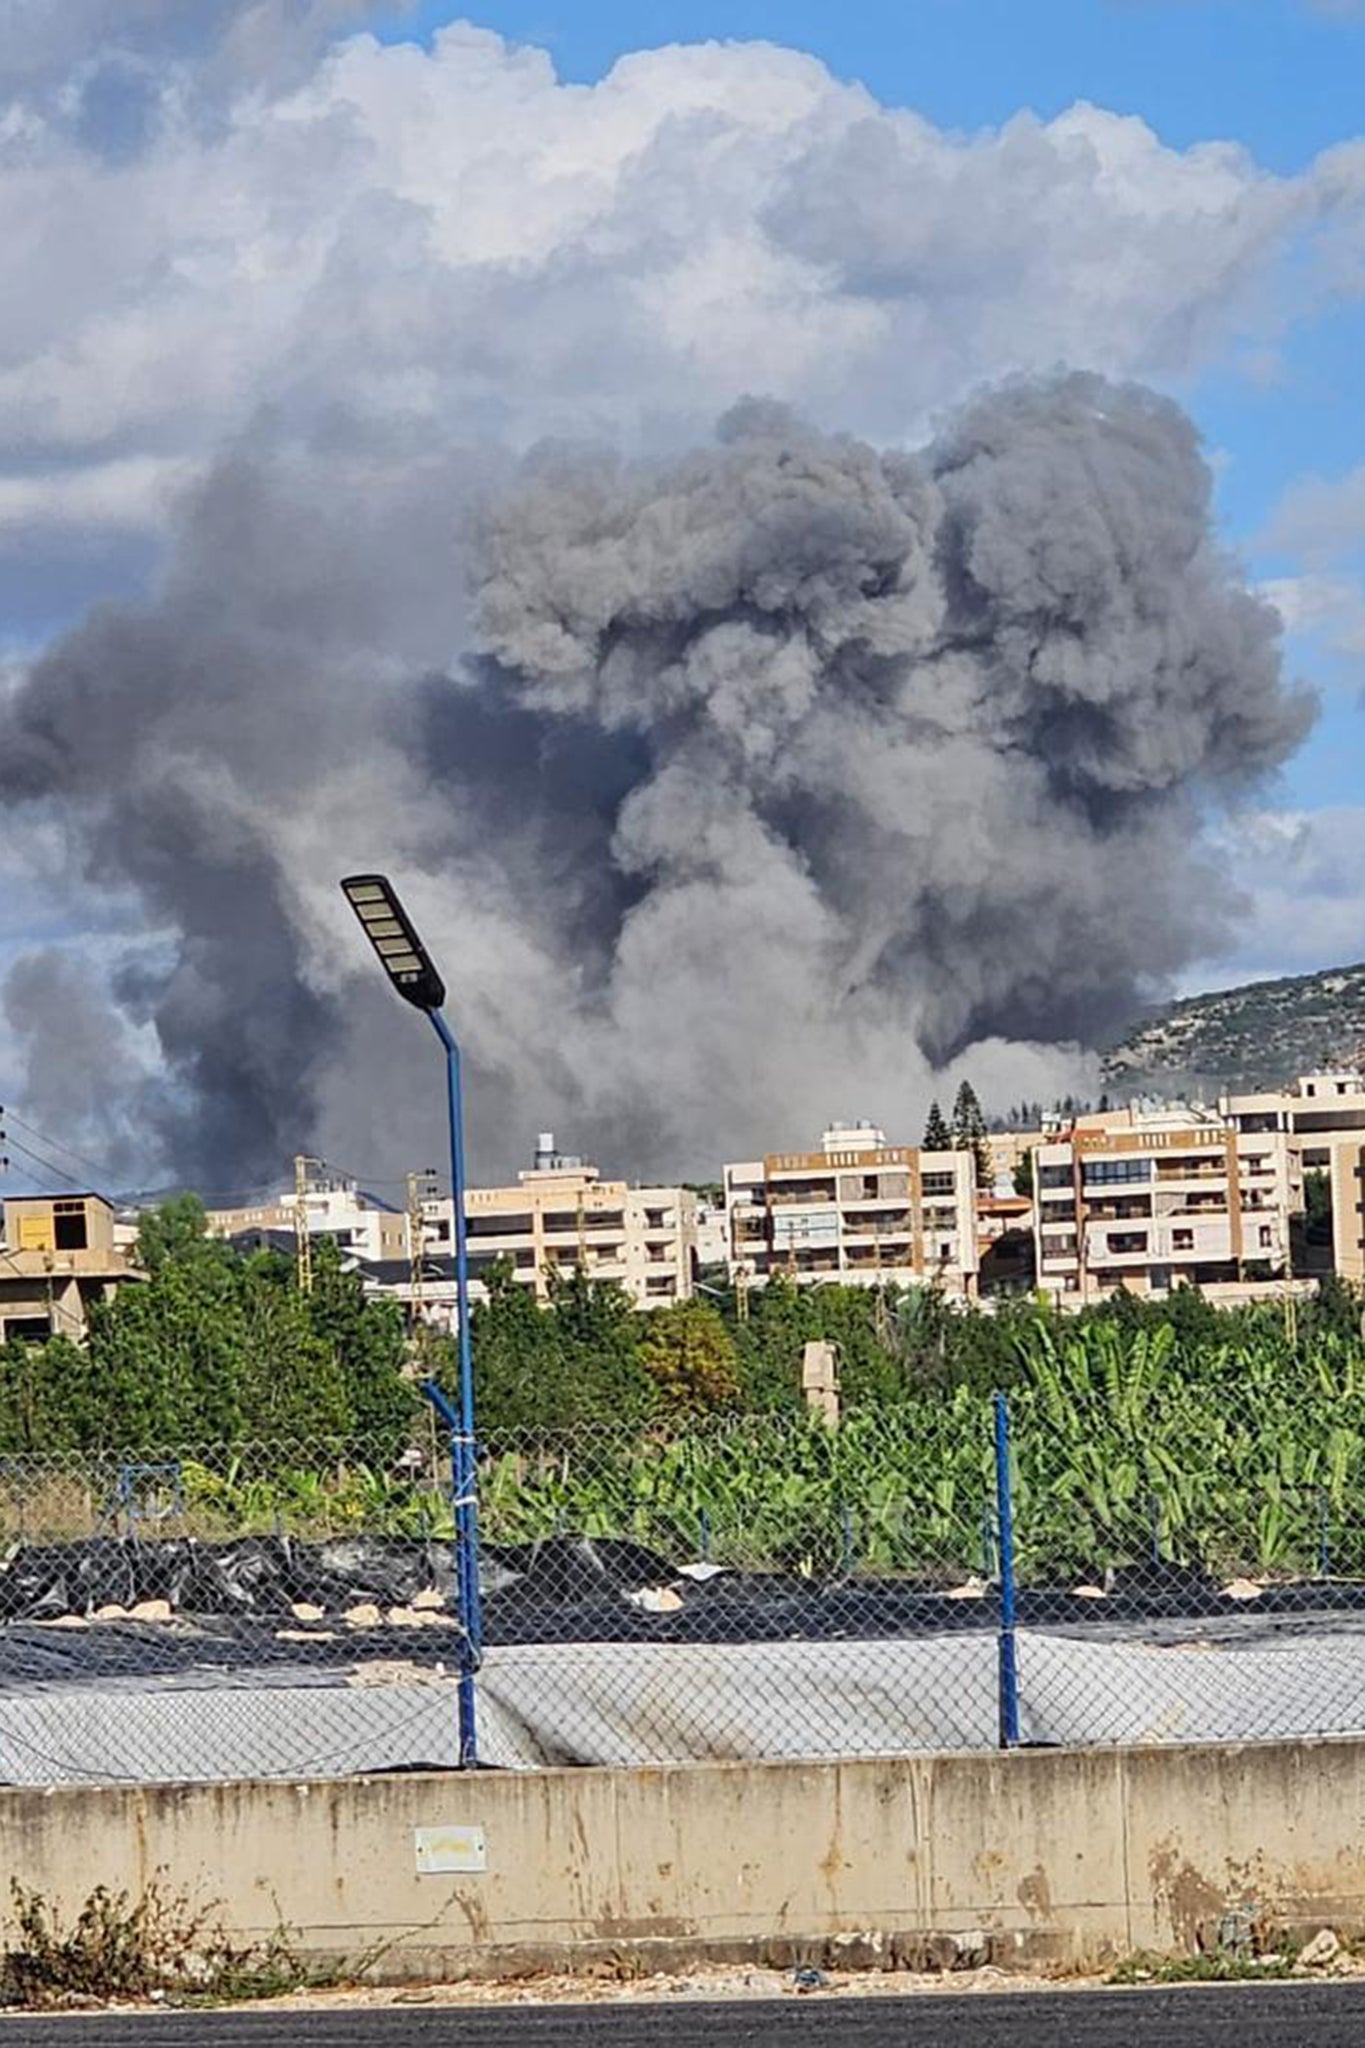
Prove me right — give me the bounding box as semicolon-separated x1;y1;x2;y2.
951;1080;992;1189
922;1101;951;1150
0;1336;97;1453
468;1262;657;1433
467;1261;567;1433
306;1236;414;1458
1012;1150;1035;1199
238;1250;352;1445
639;1301;739;1415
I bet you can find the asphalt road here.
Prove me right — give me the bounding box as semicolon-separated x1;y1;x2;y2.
4;1986;1365;2046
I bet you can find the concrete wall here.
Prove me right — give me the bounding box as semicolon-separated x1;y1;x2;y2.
6;1741;1365;1981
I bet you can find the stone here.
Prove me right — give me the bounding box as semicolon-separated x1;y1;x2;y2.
1298;1928;1341;1969
626;1586;684;1613
951;1928;990;1969
344;1602;382;1628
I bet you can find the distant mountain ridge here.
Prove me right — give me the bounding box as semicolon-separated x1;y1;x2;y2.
1102;961;1365;1099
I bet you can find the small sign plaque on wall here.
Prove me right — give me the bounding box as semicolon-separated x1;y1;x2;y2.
414;1824;487;1874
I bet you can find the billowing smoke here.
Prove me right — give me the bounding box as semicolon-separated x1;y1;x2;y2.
0;372;1314;1186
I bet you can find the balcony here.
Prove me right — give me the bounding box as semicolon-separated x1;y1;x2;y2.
1083;1199;1154;1223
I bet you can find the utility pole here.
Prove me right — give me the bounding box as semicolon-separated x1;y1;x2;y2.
406;1167;438;1329
293;1153;320;1295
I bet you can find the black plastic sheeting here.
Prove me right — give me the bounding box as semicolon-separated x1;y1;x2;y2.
0;1534;1364;1677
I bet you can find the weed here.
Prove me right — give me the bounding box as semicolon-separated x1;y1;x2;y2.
1110;1950;1294;1986
0;1878;316;2010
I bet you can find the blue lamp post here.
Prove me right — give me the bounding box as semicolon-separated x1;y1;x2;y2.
340;872;483;1767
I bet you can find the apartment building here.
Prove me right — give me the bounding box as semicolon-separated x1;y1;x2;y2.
206;1167;406;1263
0;1192;141;1344
411;1134;698;1317
1221;1072;1365;1285
724;1122;980;1294
1032;1109;1299;1304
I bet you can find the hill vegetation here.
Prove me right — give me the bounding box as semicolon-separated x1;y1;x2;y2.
1102;960;1365;1099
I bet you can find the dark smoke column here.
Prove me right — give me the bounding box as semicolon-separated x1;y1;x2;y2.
0;373;1316;1186
466;373;1314;1113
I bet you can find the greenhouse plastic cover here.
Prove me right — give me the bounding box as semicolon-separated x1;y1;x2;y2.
0;1533;1364;1781
0;1625;1364;1783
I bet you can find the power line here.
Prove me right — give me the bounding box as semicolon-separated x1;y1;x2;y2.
1;1134;73;1192
2;1108;112;1186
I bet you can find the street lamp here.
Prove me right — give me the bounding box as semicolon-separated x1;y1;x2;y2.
340;872;483;1768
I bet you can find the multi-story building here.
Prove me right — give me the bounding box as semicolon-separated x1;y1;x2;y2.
401;1134;698;1323
723;1122;980;1295
206;1166;407;1264
0;1192;141;1344
1032;1109;1300;1304
1221;1073;1365;1285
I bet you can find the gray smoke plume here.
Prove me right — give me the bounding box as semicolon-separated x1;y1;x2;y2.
0;372;1315;1187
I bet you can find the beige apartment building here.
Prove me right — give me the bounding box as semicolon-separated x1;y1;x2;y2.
1032;1109;1301;1304
724;1122;980;1295
0;1192;141;1344
1220;1072;1365;1285
416;1134;698;1317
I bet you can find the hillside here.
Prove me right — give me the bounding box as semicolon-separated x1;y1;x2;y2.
1102;961;1365;1099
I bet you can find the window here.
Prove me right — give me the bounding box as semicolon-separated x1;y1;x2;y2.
467;1213;534;1237
1172;1228;1194;1252
1082;1159;1152;1186
1038;1165;1073;1190
1107;1232;1148;1254
52;1200;89;1251
920;1172;955;1197
3;1316;52;1343
1259;1224;1273;1249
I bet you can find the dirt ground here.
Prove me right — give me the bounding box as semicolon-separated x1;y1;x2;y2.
256;1964;1107;2011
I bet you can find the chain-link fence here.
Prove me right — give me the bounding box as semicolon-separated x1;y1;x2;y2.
4;1400;1365;1782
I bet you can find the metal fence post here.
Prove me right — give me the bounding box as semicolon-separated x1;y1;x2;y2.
421;1380;481;1767
994;1391;1021;1749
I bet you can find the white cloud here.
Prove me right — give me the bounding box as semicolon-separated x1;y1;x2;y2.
0;21;1361;554
1262;572;1365;677
1200;806;1365;981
